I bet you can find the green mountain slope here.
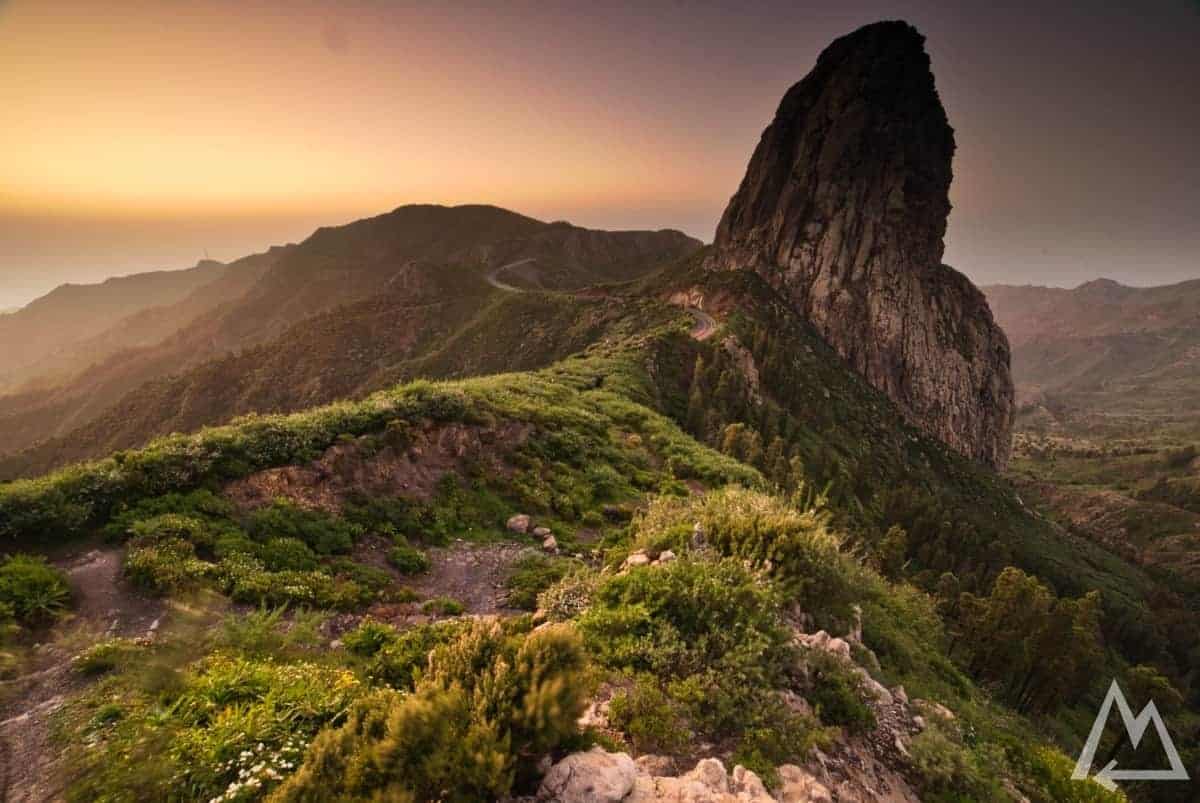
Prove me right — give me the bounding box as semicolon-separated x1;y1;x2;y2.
1;259;1195;802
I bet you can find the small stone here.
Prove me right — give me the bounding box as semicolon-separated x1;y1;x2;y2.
893;685;909;705
777;765;833;803
731;764;771;799
825;637;852;660
682;757;728;793
915;699;956;721
658;549;677;563
533;526;552;538
634;753;674;776
854;667;893;706
542;535;558;553
624;552;651;568
779;689;813;718
912;715;927;731
506;514;532;534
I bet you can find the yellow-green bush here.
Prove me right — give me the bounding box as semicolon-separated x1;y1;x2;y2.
631;487;850;615
271;619;589;802
0;553;70;624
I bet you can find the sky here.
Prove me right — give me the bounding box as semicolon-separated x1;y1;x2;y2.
1;1;1198;308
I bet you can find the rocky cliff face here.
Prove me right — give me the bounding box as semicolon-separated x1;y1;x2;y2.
709;21;1013;468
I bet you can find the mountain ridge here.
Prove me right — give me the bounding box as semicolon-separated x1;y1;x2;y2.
0;206;700;478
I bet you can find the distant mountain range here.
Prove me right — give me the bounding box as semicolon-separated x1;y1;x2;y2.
0;206;699;478
984;278;1200;428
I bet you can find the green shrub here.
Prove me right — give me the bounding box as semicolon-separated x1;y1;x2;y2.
422;596;465;616
125;513;213;547
342;493;426;540
124;536;209;594
215;553;371;609
608;673;689;753
103;490;237;542
369;619;468;689
255;536;320;571
387;541;431;575
219;605;327;656
1025;745;1127;803
504;554;573;610
325;558;393;592
272;620;589;802
0;553;70;624
169;654;362;799
73;638;136;676
89;703;125;729
212;530;260;560
579;556;811;756
910;727;982;794
342;618;398;657
66;652;362;802
909;722;1012;802
537;572;598;621
729;707;829;789
804;651;876;734
579;558;791;681
245;500;361;555
273;685;506;803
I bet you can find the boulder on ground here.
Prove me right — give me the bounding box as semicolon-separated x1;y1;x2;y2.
507;514;532;534
538;746;637;803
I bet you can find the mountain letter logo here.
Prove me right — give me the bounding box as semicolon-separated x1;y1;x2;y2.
1072;680;1190;790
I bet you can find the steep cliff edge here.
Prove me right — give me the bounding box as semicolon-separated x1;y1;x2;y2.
709;21;1014;468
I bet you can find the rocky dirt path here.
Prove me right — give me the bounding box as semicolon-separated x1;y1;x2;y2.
341;537;537;637
0;547;164;803
408;540;536;614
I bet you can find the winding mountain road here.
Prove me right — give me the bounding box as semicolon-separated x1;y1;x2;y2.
484;258;537;292
484;258;716;341
686;307;717;341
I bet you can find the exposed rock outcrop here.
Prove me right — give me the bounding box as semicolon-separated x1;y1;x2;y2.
709;21;1014;468
537;751;832;803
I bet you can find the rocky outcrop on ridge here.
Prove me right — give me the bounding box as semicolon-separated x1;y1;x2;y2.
709;21;1014;468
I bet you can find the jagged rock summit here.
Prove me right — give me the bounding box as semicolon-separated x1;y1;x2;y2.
709;20;1014;468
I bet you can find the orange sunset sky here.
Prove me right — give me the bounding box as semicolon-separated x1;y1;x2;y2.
2;0;1198;307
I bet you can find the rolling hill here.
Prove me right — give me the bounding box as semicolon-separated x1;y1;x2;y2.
0;206;699;478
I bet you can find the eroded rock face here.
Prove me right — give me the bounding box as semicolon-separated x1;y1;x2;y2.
709;20;1014;468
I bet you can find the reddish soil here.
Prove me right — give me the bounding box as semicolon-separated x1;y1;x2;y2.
224;421;530;512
